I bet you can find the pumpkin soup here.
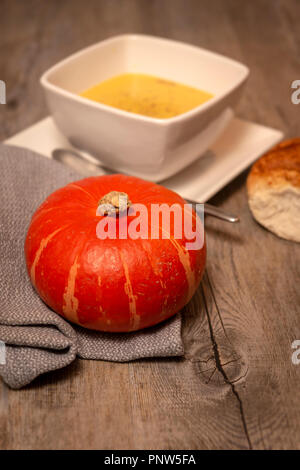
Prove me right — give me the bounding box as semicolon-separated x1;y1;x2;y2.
80;73;213;119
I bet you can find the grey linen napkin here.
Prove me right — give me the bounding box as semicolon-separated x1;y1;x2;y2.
0;144;183;389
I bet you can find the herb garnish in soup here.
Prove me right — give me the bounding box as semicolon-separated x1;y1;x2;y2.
80;73;213;119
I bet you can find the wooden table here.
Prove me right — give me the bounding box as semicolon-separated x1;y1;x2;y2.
0;0;299;450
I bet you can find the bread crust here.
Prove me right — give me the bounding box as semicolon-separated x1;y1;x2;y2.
247;138;300;242
247;138;300;193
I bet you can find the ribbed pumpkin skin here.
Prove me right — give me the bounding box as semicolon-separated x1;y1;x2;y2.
25;174;206;332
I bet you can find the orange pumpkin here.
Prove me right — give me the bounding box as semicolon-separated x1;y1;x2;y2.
25;174;206;332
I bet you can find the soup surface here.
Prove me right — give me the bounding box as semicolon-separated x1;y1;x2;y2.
80;73;213;119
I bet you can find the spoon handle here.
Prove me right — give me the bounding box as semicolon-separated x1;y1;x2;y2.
185;199;239;223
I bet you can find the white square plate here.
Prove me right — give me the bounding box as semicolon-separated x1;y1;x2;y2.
5;116;283;202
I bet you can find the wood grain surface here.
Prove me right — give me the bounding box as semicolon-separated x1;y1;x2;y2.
0;0;299;450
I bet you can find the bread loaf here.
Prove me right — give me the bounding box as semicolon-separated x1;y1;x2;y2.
247;139;300;242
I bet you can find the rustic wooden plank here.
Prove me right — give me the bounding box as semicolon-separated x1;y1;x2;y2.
208;172;300;449
219;0;300;449
128;274;250;450
0;0;299;450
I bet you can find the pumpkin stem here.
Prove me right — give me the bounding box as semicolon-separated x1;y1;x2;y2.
98;191;132;216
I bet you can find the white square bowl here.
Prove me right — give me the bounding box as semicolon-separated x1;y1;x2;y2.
40;34;249;181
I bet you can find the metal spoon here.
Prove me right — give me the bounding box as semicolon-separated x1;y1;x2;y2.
52;148;239;223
